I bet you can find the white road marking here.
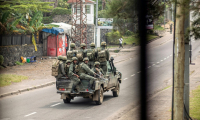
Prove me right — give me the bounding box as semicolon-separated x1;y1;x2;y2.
50;103;61;107
124;78;128;80
137;71;141;73
157;62;159;63
167;56;169;58
161;60;163;61
148;66;151;68
170;55;172;56
164;58;166;60
131;74;135;77
152;64;155;66
24;112;37;117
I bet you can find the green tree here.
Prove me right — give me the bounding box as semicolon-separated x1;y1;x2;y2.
0;0;54;35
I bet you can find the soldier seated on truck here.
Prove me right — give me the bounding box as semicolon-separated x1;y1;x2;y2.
78;57;98;90
69;57;81;93
92;61;105;76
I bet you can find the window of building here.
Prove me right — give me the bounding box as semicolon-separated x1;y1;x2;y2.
74;5;80;14
86;5;90;14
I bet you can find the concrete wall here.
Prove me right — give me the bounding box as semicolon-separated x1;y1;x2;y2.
0;44;43;66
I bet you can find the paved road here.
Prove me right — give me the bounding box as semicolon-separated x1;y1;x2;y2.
0;38;200;120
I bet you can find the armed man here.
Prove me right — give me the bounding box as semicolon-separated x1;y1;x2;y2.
87;43;97;69
69;57;81;93
76;43;87;63
78;57;97;90
65;60;71;78
92;61;105;76
56;56;68;79
67;43;77;61
97;42;110;73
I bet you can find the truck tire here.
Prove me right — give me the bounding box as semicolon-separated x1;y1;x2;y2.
95;86;104;105
63;98;71;103
113;82;120;97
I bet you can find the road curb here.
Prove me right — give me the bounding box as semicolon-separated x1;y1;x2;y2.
0;81;56;98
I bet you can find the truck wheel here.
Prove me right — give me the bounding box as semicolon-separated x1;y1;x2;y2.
95;86;104;105
63;98;71;103
113;82;120;97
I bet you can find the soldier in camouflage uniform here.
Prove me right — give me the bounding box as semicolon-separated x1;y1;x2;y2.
56;56;68;79
77;43;87;63
92;61;105;76
87;43;97;69
65;60;71;78
78;57;97;89
97;42;110;73
69;57;81;93
67;43;77;61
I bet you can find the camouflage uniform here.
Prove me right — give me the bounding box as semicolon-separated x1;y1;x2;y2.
56;56;67;79
65;60;71;77
78;57;97;87
97;42;110;73
87;43;96;69
77;43;87;63
69;57;81;92
92;62;105;76
67;43;78;61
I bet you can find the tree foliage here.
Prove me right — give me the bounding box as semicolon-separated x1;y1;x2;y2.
189;0;200;40
0;0;54;35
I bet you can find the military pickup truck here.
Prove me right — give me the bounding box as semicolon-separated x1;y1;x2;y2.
56;57;122;105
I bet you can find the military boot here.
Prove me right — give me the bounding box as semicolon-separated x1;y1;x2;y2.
71;85;77;93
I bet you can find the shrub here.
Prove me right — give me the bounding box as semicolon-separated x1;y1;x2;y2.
52;7;71;15
125;30;134;36
42;16;53;24
0;55;4;65
106;30;121;44
15;61;23;65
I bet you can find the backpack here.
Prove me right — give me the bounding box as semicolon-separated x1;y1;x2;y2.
98;50;106;58
67;50;77;60
52;60;61;76
77;50;83;61
87;49;95;60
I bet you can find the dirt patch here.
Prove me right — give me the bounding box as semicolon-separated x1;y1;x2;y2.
0;57;56;80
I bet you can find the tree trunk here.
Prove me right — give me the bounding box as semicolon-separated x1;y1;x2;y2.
173;0;185;119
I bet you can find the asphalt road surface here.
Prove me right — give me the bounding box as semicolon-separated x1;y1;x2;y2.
0;39;200;120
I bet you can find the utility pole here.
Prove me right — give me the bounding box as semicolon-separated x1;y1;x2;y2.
95;0;98;48
184;1;190;119
173;0;185;119
164;0;165;29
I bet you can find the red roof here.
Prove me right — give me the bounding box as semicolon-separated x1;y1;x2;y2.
67;0;95;4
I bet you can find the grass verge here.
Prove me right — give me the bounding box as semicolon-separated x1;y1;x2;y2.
123;34;158;45
0;74;28;87
190;85;200;119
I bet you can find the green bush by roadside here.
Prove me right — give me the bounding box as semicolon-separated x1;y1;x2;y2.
15;61;23;65
190;85;200;119
0;55;4;65
0;74;28;87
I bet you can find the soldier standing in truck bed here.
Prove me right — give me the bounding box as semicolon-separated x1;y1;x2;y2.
77;43;87;63
67;43;77;61
97;42;110;73
65;60;71;78
87;43;97;69
56;56;68;79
